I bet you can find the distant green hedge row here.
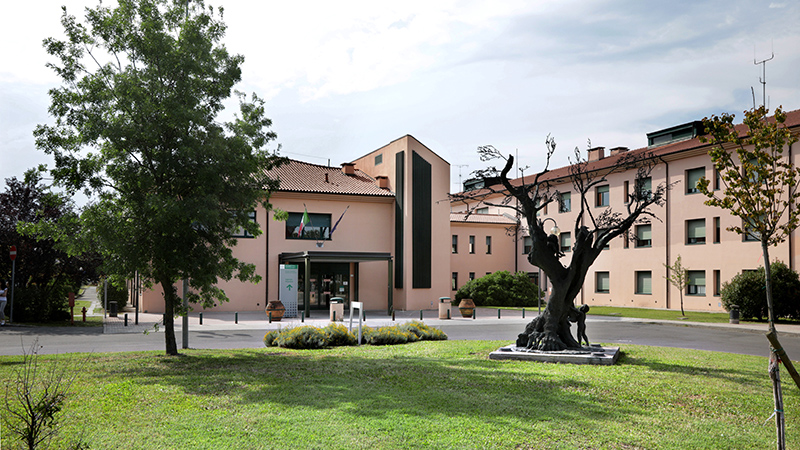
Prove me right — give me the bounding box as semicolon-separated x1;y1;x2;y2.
263;321;447;349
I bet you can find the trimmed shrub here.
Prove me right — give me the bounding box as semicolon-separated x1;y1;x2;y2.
367;326;413;345
263;330;280;347
12;282;73;323
720;261;800;320
275;326;326;349
398;321;448;341
454;271;544;307
322;323;357;347
262;322;448;349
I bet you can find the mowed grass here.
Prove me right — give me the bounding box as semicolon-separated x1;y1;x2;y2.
1;342;796;449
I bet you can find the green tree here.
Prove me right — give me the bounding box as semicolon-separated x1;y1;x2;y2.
697;106;800;331
454;271;543;307
720;262;800;321
663;255;689;316
697;105;800;449
33;0;284;355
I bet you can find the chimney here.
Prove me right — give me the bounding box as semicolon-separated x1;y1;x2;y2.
587;147;605;162
341;162;356;176
376;175;389;189
609;147;629;156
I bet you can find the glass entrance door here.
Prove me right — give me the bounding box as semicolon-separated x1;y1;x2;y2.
298;262;350;310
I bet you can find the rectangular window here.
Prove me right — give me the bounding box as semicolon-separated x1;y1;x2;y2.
560;232;571;253
231;211;257;238
713;217;721;243
635;177;652;201
476;207;489;214
636;271;652;295
286;212;332;240
624;180;630;203
713;270;721;296
523;236;532;254
596;185;610;207
469;235;475;254
452;235;458;254
451;272;458;290
743;218;760;241
686;219;706;244
596;272;610;293
486;236;492;254
687;270;706;296
686;167;705;194
375;153;383;165
635;224;652;248
714;167;720;190
469;272;475;281
559;192;571;213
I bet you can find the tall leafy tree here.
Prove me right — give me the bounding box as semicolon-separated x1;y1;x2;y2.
1;169;101;322
697;105;800;449
34;0;284;355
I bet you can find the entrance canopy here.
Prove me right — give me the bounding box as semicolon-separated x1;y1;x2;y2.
279;251;394;316
279;251;392;264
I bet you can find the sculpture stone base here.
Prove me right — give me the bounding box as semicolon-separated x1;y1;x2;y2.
489;344;620;365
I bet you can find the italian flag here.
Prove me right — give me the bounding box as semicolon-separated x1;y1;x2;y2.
298;208;310;236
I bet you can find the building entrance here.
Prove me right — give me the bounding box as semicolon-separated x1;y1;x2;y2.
298;262;350;310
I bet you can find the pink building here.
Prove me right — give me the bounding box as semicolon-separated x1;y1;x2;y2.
138;109;800;315
139;135;452;314
450;109;800;312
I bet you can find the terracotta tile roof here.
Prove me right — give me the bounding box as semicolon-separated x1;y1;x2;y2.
450;212;518;225
456;108;800;196
267;159;394;197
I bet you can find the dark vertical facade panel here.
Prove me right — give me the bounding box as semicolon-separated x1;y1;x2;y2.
412;151;432;288
394;151;405;288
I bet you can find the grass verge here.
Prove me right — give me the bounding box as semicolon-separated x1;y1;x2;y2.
0;342;796;449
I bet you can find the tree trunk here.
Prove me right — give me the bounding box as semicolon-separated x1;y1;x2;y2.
762;240;776;332
159;277;179;356
770;350;786;450
517;274;583;351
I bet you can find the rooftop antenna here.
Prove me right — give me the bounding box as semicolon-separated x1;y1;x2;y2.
754;43;774;109
453;164;469;190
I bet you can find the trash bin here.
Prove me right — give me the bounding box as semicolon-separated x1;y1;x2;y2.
109;301;118;318
330;297;344;322
729;305;739;324
438;297;451;319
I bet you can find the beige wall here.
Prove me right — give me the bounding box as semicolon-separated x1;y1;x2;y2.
450;222;518;294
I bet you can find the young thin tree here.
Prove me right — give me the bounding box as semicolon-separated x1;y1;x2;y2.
663;255;689;316
697;105;800;450
454;139;670;351
34;0;284;355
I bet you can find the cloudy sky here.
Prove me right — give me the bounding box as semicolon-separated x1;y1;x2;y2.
2;0;799;195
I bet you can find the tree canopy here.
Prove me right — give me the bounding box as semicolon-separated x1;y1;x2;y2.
33;0;284;354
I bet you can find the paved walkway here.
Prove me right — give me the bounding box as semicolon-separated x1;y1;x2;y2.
100;305;800;337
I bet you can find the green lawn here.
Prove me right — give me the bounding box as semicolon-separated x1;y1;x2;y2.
1;342;796;449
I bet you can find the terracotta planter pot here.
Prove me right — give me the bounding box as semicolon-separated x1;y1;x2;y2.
458;298;475;318
266;300;286;322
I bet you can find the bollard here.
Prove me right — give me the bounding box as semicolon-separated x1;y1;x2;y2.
420;310;423;320
522;308;525;319
363;311;366;322
81;307;87;322
199;312;203;325
498;309;501;319
332;311;336;322
124;313;128;327
392;310;396;321
447;309;451;319
235;312;238;324
301;313;305;323
269;311;272;324
472;308;476;320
